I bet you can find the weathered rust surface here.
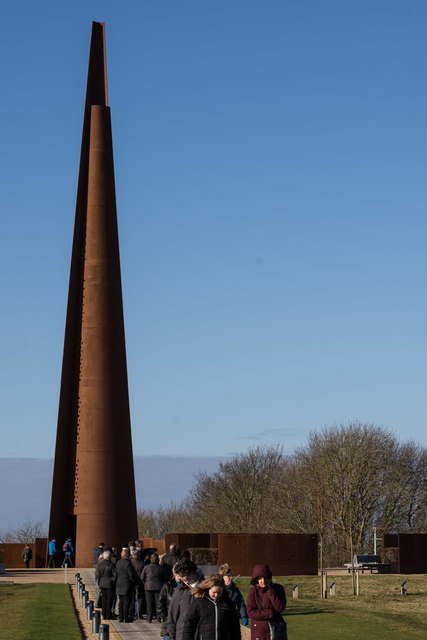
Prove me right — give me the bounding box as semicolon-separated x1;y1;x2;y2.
217;533;318;576
164;533;318;575
0;539;47;568
397;533;427;573
165;533;212;552
48;22;137;567
384;533;427;573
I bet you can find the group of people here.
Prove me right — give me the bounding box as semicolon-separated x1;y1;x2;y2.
95;541;179;623
94;541;287;640
47;537;74;567
21;536;74;569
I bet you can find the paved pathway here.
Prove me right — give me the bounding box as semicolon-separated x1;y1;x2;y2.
81;568;161;640
2;567;74;584
3;567;247;640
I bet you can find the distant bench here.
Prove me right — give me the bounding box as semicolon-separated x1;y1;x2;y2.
344;554;392;574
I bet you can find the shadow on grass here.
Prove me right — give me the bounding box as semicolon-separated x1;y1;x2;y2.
69;584;89;640
287;604;334;616
286;610;331;616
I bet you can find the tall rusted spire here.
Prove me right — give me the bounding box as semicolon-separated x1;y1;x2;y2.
48;22;138;567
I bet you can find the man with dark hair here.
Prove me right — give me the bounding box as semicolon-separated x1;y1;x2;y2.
135;540;145;562
167;559;203;640
61;537;74;567
161;543;181;580
48;537;57;568
22;544;32;568
94;542;106;567
131;549;146;619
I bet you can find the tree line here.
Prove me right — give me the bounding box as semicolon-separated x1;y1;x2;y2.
138;422;426;566
0;519;47;544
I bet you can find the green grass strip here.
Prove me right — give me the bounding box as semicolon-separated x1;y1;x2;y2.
0;583;81;640
236;575;427;640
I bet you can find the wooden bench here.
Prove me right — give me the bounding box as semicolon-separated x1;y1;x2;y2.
344;554;391;574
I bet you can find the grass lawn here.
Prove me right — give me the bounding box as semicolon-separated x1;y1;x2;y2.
0;583;81;640
236;574;427;639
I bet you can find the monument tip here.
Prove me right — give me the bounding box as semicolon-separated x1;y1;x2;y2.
85;21;108;108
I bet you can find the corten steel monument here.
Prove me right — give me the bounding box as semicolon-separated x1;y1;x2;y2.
48;22;138;567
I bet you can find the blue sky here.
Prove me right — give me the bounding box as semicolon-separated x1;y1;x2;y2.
1;0;426;459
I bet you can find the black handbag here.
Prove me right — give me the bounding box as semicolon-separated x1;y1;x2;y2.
267;618;287;640
257;588;288;640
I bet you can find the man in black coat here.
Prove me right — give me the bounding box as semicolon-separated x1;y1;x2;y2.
94;542;105;567
116;549;138;623
161;543;180;579
167;559;203;640
96;550;116;621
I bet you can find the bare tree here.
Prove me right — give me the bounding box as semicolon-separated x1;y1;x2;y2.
189;444;284;532
138;501;193;539
137;425;425;567
375;441;426;535
0;519;47;543
292;423;399;564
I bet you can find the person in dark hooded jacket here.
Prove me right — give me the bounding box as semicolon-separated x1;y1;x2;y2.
246;563;286;640
218;563;248;625
182;573;240;640
158;564;179;639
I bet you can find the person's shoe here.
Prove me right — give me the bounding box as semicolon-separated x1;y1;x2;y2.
119;619;124;623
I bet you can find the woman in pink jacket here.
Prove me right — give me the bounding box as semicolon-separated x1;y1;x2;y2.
246;564;287;640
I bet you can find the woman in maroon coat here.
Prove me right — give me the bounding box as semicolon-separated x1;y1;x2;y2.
246;564;287;640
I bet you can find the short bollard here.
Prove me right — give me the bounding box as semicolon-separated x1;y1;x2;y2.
330;580;336;596
92;610;101;634
401;579;408;595
87;600;94;620
292;583;299;599
99;623;109;640
75;573;80;586
80;582;86;598
82;590;88;608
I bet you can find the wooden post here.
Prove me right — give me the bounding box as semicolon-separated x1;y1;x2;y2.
320;570;327;599
356;568;360;596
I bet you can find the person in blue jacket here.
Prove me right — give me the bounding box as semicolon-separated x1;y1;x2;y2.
48;537;57;568
61;537;75;567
